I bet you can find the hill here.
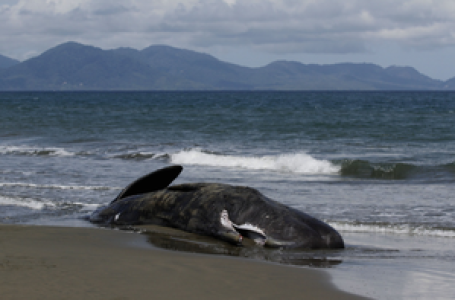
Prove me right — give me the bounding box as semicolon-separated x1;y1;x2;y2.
110;45;254;89
0;42;177;90
0;42;451;90
0;54;20;69
443;76;455;89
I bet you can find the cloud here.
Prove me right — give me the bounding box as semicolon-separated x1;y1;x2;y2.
1;0;455;60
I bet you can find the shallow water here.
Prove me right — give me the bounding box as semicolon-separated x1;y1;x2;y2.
330;232;455;300
1;91;454;299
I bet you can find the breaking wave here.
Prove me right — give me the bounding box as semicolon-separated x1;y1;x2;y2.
3;144;453;181
170;149;339;174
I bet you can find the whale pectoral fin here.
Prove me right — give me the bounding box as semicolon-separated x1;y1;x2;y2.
112;165;183;203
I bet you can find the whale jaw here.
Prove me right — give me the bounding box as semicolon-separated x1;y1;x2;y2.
219;209;294;247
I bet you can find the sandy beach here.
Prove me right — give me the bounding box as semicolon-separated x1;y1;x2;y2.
0;224;369;300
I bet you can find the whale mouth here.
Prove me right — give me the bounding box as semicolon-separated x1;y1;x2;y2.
220;209;297;248
232;223;267;246
220;209;267;246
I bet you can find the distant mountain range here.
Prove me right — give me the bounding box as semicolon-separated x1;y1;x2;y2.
0;54;20;69
0;42;454;90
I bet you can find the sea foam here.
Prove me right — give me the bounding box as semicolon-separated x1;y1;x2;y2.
0;196;100;214
0;182;119;190
330;221;455;238
170;148;339;174
0;145;75;157
0;195;55;210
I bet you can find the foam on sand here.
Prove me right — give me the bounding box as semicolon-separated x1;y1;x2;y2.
330;221;455;238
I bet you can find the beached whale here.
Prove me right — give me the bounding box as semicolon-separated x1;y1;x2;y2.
90;165;344;249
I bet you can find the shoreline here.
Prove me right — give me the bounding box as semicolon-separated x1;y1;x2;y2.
0;224;369;300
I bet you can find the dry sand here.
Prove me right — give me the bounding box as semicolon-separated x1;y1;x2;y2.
0;225;368;300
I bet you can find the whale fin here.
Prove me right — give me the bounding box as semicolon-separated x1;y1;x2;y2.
111;165;183;203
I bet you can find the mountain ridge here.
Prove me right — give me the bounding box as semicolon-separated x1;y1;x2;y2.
0;41;453;90
0;54;20;69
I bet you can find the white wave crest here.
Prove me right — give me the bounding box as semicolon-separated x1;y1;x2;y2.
75;203;101;212
330;222;455;238
0;182;120;190
0;145;75;157
0;196;101;213
0;195;55;210
170;149;339;174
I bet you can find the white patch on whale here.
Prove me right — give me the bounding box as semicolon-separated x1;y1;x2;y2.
220;209;235;230
233;223;266;237
220;209;268;246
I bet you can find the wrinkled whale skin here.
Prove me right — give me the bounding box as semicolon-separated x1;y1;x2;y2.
90;170;344;249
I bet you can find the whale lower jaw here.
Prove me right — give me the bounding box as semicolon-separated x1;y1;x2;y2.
220;209;296;248
233;224;296;247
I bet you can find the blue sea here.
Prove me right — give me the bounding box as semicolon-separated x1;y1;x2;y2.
1;91;454;299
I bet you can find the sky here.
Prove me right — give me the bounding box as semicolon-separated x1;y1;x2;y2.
1;0;454;80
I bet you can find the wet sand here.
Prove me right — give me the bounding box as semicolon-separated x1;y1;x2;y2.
0;224;369;300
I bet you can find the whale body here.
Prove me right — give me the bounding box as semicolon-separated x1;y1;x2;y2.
90;165;344;249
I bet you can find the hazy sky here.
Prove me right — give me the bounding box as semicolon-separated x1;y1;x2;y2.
1;0;454;80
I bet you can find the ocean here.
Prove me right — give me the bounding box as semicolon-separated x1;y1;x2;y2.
1;91;454;299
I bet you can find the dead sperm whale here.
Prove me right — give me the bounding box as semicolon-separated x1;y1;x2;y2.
90;165;344;249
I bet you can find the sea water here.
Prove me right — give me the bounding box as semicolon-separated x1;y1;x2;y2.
1;91;454;299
